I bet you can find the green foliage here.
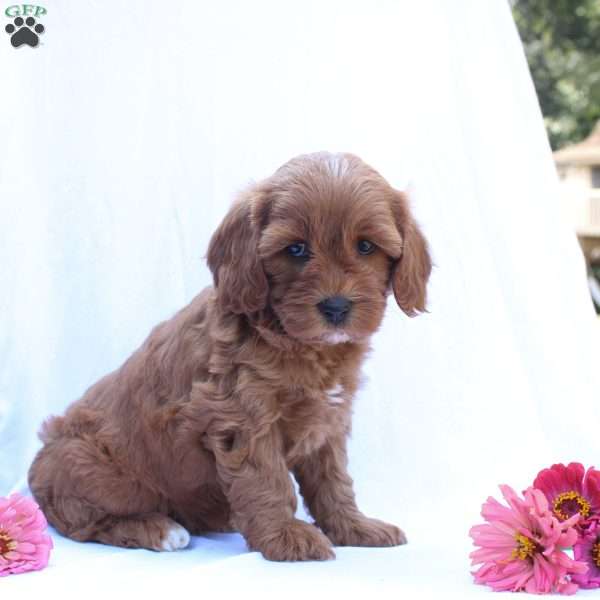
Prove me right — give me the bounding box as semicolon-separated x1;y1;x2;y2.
512;0;600;149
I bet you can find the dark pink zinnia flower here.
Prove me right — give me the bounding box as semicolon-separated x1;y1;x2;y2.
572;519;600;589
470;485;587;594
533;463;600;524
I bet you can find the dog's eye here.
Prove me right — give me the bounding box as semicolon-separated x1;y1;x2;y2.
286;242;310;259
357;240;375;255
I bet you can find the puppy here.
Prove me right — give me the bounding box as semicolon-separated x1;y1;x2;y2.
28;152;431;561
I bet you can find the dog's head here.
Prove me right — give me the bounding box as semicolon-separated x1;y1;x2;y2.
207;152;431;345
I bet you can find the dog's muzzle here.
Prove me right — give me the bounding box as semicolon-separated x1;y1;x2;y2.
317;296;352;326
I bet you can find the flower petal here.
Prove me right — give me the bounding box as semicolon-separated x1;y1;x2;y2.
471;483;584;594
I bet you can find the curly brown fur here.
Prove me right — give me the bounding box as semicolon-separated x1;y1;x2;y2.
28;152;431;561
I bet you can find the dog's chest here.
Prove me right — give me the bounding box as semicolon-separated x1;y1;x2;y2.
278;380;351;465
255;341;364;465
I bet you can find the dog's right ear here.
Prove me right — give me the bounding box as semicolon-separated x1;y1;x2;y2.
206;187;271;315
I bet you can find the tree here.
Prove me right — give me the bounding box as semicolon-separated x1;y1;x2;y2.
512;0;600;149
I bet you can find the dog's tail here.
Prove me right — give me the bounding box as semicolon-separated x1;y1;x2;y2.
38;415;66;444
38;406;101;443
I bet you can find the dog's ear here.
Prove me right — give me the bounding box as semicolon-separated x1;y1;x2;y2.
207;187;271;315
390;191;432;317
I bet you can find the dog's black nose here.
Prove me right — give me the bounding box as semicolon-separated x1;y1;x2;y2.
317;296;352;325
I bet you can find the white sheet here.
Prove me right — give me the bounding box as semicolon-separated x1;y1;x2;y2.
1;0;599;597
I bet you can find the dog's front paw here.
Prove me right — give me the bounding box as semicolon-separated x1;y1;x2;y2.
322;514;407;548
252;519;335;562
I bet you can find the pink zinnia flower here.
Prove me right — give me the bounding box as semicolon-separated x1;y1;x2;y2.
0;493;53;576
470;485;587;594
572;519;600;589
533;463;600;525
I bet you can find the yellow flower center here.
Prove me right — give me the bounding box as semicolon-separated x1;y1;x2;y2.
511;534;537;561
0;531;16;557
553;491;591;521
592;542;600;568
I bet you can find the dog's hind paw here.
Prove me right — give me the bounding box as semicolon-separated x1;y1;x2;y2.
160;522;191;551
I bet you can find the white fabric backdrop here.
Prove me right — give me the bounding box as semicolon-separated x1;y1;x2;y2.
1;0;599;596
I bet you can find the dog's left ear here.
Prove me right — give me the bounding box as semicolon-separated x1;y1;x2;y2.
390;191;432;317
206;187;271;315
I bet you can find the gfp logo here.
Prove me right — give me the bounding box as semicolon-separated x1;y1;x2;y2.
5;4;46;47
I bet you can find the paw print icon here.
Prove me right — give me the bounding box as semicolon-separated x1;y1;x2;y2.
5;16;44;47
